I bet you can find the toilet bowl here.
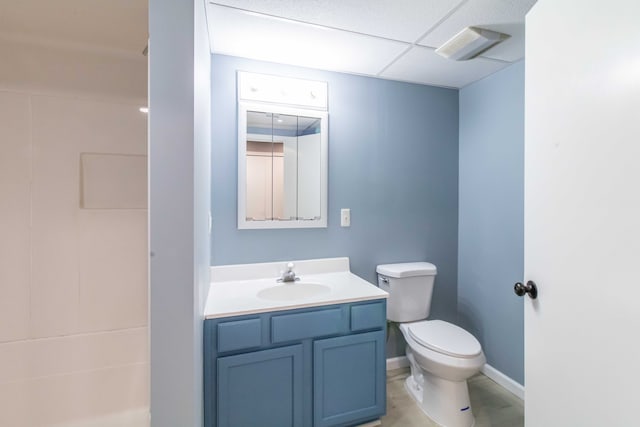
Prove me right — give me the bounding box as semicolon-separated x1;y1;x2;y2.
377;262;485;427
400;321;485;427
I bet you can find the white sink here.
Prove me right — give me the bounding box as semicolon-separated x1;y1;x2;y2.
257;282;331;301
205;258;389;319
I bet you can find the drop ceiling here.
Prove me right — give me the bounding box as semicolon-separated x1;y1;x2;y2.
207;0;537;88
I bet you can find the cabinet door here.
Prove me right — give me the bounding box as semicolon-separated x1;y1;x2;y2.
217;344;303;427
313;331;385;427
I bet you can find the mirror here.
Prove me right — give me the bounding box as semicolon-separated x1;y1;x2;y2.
238;102;328;229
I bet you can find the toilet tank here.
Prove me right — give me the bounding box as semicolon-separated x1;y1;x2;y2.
376;262;437;322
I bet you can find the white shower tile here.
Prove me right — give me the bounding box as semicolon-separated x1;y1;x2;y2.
31;364;149;426
30;97;80;337
49;408;150;427
0;340;28;383
0;363;148;427
81;153;148;209
49;327;148;375
0;327;148;383
1;93;148;426
30;96;85;338
0;38;147;102
31;95;147;156
0;379;29;427
78;210;148;332
0;91;31;343
29;95;147;338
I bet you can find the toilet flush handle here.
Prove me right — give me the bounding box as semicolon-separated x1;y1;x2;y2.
514;281;538;299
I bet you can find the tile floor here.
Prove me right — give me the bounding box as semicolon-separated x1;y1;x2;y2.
381;368;524;427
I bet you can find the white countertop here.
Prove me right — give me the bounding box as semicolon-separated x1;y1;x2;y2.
204;257;388;319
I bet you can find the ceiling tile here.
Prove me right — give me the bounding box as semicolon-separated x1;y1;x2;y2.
379;45;509;88
207;4;409;76
418;0;537;62
209;0;464;43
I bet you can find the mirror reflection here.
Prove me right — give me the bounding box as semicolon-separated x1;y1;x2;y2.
245;110;322;222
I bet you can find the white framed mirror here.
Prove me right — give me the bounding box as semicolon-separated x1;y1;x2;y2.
238;101;328;229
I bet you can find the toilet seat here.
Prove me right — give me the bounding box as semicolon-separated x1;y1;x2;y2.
407;320;481;358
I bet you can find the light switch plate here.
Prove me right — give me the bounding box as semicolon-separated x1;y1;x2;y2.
340;208;351;227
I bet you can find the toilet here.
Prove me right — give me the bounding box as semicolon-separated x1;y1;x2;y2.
377;262;485;427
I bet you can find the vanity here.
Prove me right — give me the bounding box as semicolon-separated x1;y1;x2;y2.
204;258;388;427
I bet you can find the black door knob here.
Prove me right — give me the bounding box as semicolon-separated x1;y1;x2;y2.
514;281;538;299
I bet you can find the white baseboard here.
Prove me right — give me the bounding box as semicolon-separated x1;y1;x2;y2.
481;364;525;401
386;356;409;371
386;357;524;401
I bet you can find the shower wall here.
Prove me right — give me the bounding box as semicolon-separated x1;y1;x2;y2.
0;37;149;426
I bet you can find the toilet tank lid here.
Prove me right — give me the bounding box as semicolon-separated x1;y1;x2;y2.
376;262;437;278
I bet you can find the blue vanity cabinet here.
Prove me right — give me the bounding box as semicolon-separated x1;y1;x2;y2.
313;330;386;427
204;299;387;427
217;345;304;427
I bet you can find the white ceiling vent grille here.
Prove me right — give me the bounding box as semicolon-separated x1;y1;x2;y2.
435;27;510;61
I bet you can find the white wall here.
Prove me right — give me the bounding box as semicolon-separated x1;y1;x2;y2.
149;0;211;425
0;37;149;426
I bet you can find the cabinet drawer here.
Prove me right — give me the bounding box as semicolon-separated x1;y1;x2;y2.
271;308;343;343
350;301;385;332
217;318;262;352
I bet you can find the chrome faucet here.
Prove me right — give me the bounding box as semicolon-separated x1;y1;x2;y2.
278;262;299;283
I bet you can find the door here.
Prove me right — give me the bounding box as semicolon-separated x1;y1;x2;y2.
313;331;386;427
524;1;640;425
217;344;303;427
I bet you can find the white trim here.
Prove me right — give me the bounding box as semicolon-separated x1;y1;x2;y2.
481;364;525;401
386;356;410;371
238;71;328;110
386;357;525;401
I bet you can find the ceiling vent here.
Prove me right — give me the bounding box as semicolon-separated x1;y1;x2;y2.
435;27;510;61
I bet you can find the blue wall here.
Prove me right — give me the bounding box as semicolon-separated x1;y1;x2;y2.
458;61;525;384
211;54;460;327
